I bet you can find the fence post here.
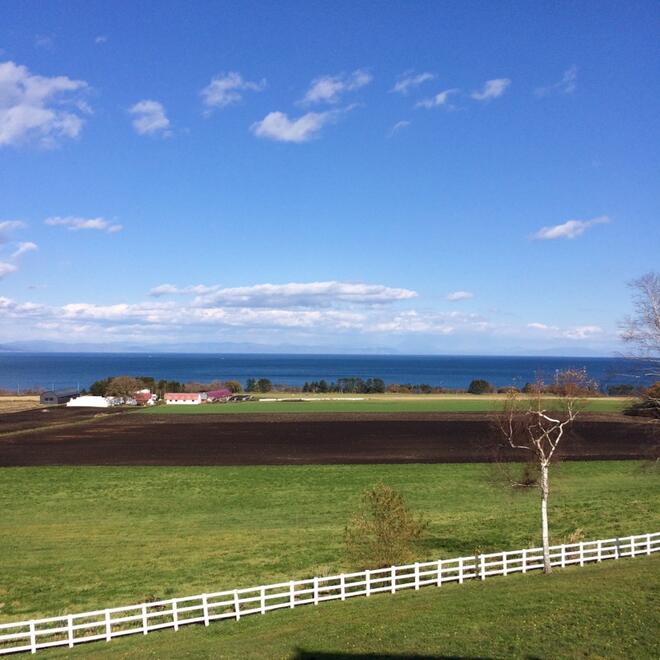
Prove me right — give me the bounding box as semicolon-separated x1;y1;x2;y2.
105;609;112;641
579;542;584;567
172;599;179;631
561;544;566;568
366;570;371;597
479;555;485;581
260;587;266;614
202;594;210;625
414;562;420;590
340;574;346;601
458;557;464;584
289;581;295;608
631;536;636;557
29;621;36;654
503;552;508;576
67;614;74;648
314;577;319;605
647;533;652;556
142;604;148;635
233;591;241;621
436;560;442;587
522;549;527;574
391;566;396;594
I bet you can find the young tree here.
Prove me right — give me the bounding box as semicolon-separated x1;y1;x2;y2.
257;378;273;393
468;379;494;394
495;370;592;574
344;483;428;568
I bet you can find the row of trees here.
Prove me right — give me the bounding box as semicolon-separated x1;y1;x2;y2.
302;377;386;394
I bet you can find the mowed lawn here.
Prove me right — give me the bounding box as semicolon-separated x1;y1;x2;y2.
53;555;660;659
0;462;657;625
140;396;632;415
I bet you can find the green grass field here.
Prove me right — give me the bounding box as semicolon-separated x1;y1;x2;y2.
1;462;657;626
140;396;631;415
52;555;660;659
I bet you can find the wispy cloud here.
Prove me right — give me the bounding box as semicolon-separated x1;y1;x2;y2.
527;321;603;340
390;71;435;95
446;291;474;302
11;241;37;259
0;60;89;148
201;72;265;114
94;35;108;45
416;88;460;109
301;69;372;105
532;215;610;240
535;65;577;97
129;100;171;136
251;109;346;143
387;120;411;137
45;216;123;233
470;78;511;101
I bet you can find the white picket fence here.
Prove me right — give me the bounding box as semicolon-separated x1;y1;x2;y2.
1;532;658;655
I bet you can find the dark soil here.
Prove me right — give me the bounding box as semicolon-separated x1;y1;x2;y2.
0;409;656;466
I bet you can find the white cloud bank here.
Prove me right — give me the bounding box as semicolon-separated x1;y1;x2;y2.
301;69;372;105
528;322;603;340
45;216;123;233
201;72;265;113
471;78;511;101
0;60;89;148
129;100;171;136
532;215;610;240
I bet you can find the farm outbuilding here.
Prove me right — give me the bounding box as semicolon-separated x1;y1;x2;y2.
164;392;208;405
66;395;116;408
40;389;79;405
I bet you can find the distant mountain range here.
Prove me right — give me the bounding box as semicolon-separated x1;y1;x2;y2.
0;340;615;358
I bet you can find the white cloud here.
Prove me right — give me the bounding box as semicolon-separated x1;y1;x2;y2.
11;241;37;258
527;322;553;330
45;216;123;233
251;109;341;143
129;100;171;136
535;65;577;97
446;291;474;302
387;120;410;137
470;78;511;101
563;325;603;339
201;72;265;113
301;69;372;105
0;60;88;148
94;36;108;44
532;215;610;240
0;220;26;242
149;283;218;297
391;72;435;95
0;263;17;279
415;88;459;109
155;281;418;308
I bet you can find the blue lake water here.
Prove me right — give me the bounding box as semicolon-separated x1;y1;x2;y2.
0;353;652;392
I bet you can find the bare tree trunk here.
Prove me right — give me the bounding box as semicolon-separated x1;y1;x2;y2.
540;462;552;574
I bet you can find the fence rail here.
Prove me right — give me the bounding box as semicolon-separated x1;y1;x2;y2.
1;532;658;655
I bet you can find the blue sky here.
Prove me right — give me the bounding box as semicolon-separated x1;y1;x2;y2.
0;1;658;354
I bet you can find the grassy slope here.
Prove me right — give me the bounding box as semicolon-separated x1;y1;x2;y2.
1;462;657;622
52;555;660;659
140;397;630;414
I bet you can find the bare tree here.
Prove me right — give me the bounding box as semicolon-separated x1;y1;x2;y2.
496;370;592;573
621;272;660;376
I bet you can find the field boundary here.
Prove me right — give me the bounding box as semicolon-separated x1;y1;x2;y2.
1;532;658;655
